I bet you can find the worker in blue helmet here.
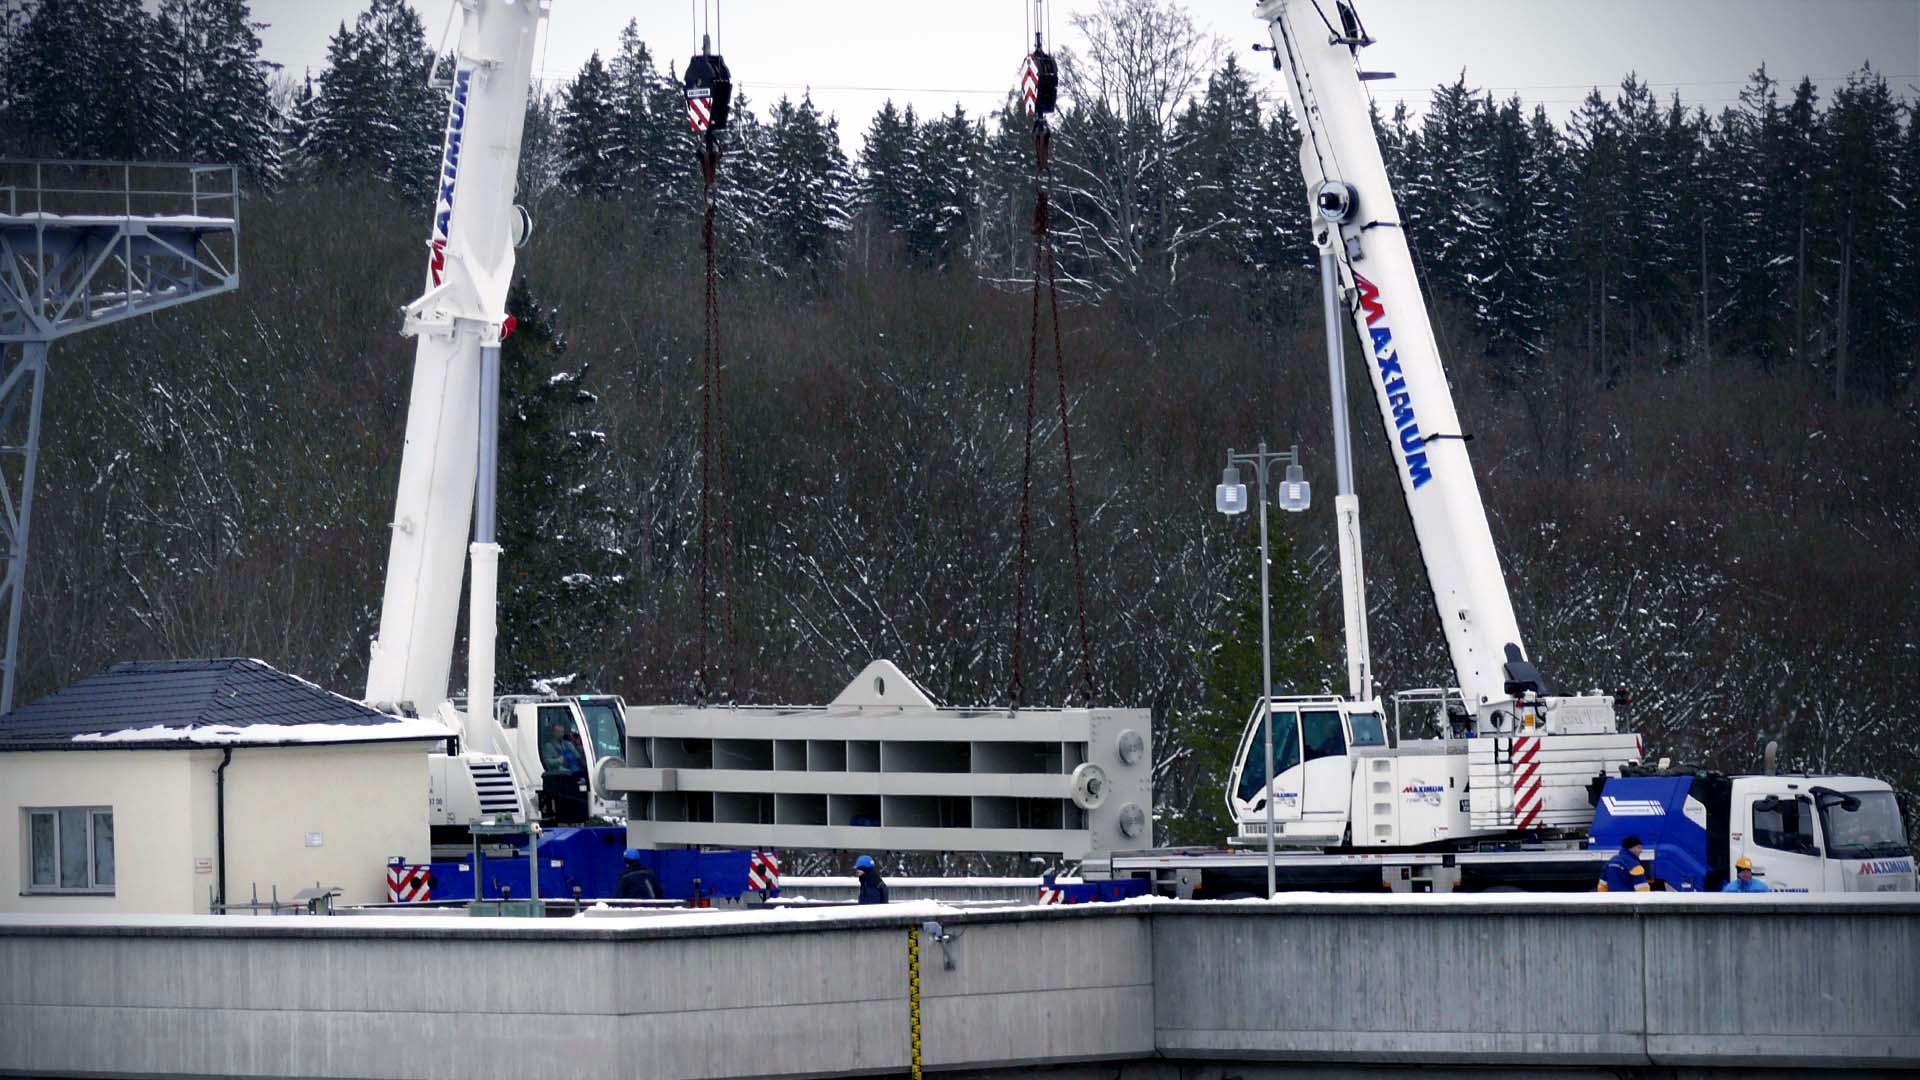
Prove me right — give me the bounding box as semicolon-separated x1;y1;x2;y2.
855;854;888;905
617;847;662;901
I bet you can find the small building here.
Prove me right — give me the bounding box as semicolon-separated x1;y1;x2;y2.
0;658;446;914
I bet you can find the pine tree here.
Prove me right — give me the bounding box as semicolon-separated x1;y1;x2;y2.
907;105;985;267
1403;74;1492;322
1894;102;1920;397
1166;524;1324;847
12;0;157;159
301;0;442;203
761;94;853;270
496;277;630;687
1521;103;1573;343
608;20;679;197
560;51;619;198
1816;67;1905;399
151;0;283;183
1566;86;1625;372
857;100;917;237
517;86;565;212
0;0;31;154
1477;94;1543;355
1167;55;1272;277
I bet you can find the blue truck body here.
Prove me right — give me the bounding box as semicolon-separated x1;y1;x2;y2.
1588;776;1712;891
416;826;761;903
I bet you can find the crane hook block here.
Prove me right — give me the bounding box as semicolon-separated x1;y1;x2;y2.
684;52;733;133
1023;48;1059;116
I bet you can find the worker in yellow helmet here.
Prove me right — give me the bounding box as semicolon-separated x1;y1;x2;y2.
1597;836;1650;892
1721;855;1771;893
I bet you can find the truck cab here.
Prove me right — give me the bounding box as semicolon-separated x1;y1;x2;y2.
495;693;631;823
1589;771;1914;893
1228;695;1389;845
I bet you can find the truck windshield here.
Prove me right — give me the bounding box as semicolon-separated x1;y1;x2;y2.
579;700;626;761
1818;791;1909;859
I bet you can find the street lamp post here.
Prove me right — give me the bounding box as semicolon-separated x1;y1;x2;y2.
1215;441;1310;897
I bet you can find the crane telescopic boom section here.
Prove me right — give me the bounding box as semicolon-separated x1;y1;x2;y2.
365;0;548;717
1259;0;1545;724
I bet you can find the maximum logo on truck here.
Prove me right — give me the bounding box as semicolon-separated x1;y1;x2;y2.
1354;272;1432;490
428;67;475;287
1858;859;1913;875
1402;780;1444;807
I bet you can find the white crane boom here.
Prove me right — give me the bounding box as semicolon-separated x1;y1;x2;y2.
1260;0;1539;722
365;0;547;718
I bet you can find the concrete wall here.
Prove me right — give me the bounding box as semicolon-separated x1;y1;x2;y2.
1153;896;1920;1071
0;897;1913;1079
0;751;196;914
0;906;1148;1080
3;743;431;916
220;743;431;907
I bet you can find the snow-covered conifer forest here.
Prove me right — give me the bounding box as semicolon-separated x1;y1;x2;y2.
1;0;1915;844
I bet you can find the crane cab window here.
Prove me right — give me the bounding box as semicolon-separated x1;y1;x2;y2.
1235;710;1301;804
538;706;586;775
1752;796;1817;855
1303;710;1346;762
578;699;625;761
1346;711;1387;748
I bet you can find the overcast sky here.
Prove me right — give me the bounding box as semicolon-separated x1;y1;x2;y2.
253;0;1919;140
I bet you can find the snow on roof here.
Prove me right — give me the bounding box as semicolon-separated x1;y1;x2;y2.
0;658;449;750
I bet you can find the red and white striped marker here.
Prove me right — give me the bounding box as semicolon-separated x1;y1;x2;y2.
1020;56;1040;111
386;863;431;903
687;93;712;132
748;850;781;891
1037;882;1064;905
1512;736;1543;829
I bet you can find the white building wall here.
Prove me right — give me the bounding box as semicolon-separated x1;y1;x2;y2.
0;750;197;914
222;742;431;907
3;742;432;914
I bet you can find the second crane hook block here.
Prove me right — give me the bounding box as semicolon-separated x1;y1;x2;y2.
1024;48;1059;116
684;52;733;133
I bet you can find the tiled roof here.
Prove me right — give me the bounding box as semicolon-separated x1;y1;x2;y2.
0;658;443;750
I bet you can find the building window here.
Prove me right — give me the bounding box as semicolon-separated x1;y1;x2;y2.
23;807;114;894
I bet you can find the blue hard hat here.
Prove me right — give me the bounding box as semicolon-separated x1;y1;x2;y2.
854;854;874;869
623;848;642;860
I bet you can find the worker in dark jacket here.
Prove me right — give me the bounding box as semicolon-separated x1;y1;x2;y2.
855;854;888;904
1598;835;1650;892
616;848;662;900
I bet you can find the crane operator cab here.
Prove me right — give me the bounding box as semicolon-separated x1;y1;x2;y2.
501;694;631;824
1227;696;1389;846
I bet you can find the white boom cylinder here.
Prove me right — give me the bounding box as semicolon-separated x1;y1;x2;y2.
1260;0;1524;717
365;0;546;713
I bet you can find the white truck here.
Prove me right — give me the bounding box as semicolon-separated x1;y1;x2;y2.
1097;0;1911;896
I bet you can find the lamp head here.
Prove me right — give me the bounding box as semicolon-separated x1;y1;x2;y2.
1278;462;1311;512
1215;465;1248;515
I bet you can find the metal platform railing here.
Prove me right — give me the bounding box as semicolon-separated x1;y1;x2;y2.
0;159;239;222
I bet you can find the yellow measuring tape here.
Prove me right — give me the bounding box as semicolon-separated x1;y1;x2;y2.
907;927;924;1079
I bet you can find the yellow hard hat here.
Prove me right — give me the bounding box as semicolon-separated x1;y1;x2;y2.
1735;856;1754;871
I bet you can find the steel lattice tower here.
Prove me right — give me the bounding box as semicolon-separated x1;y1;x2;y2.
0;160;241;712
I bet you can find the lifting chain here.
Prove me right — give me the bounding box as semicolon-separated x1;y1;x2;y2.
1007;27;1094;710
687;38;735;707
